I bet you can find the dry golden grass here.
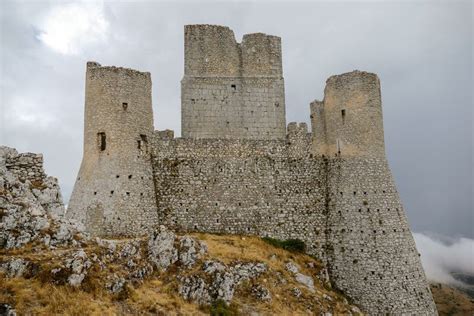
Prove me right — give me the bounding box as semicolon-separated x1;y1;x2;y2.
431;283;474;316
192;233;357;315
0;275;117;316
126;279;206;315
1;233;361;315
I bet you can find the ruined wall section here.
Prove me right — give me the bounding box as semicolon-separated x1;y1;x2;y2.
182;25;286;140
4;152;45;183
151;126;327;258
67;62;159;237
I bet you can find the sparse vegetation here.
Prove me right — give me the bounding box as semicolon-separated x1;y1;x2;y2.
1;233;361;315
208;299;239;316
30;180;47;190
261;237;306;253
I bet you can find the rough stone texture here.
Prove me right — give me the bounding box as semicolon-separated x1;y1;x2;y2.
65;25;437;315
0;146;82;250
151;128;327;258
179;260;268;304
182;25;286;140
66;62;159;237
0;258;31;278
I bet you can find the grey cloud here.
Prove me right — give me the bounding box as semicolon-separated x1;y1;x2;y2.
0;1;472;238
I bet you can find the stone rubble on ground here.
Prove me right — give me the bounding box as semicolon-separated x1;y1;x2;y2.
179;260;268;304
285;261;315;292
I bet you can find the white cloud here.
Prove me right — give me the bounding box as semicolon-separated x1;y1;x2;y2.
414;232;474;286
36;1;108;55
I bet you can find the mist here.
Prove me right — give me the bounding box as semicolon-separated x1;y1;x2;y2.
414;233;474;287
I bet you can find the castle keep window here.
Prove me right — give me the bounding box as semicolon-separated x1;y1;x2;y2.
341;109;346;124
122;102;128;110
98;132;106;151
138;134;148;154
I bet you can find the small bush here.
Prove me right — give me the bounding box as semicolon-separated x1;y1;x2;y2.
262;237;306;253
209;299;238;316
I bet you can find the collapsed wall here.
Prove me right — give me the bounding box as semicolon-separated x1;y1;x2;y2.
66;62;159;237
0;146;80;249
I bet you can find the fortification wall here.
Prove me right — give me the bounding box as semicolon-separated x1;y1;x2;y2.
325;157;437;314
151;126;328;258
67;62;159;237
181;25;286;140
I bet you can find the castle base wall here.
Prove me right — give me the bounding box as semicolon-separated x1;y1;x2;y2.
67;152;159;237
325;157;437;314
152;132;328;258
151;133;437;315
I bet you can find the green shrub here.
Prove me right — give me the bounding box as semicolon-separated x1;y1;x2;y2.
209;299;238;316
262;237;306;253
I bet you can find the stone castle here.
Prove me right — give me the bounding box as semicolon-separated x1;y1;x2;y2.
67;25;437;314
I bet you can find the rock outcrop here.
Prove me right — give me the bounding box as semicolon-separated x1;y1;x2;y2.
0;146;84;249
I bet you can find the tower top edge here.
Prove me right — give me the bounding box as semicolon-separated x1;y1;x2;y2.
86;61;151;77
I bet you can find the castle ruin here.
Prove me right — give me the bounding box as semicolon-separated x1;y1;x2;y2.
67;25;437;315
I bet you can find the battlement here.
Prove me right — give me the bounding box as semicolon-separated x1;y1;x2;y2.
155;129;175;140
287;122;308;135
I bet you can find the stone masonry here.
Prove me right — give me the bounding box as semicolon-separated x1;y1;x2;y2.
67;62;159;237
67;25;437;315
182;25;286;140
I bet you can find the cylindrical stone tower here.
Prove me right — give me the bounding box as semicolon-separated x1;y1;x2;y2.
67;62;159;237
311;70;384;157
310;71;437;314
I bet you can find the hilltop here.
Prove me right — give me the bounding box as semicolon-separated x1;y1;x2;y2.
0;145;360;315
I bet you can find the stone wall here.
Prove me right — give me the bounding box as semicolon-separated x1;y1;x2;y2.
151;126;328;258
311;71;385;157
4;152;45;182
325;157;437;314
150;128;437;314
181;25;286;140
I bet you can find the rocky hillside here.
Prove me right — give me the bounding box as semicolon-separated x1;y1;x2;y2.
0;146;361;315
430;283;474;316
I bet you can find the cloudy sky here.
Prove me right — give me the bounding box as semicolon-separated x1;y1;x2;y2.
1;0;472;243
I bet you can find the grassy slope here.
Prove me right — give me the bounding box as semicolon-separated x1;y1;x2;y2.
1;234;359;316
430;283;474;316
